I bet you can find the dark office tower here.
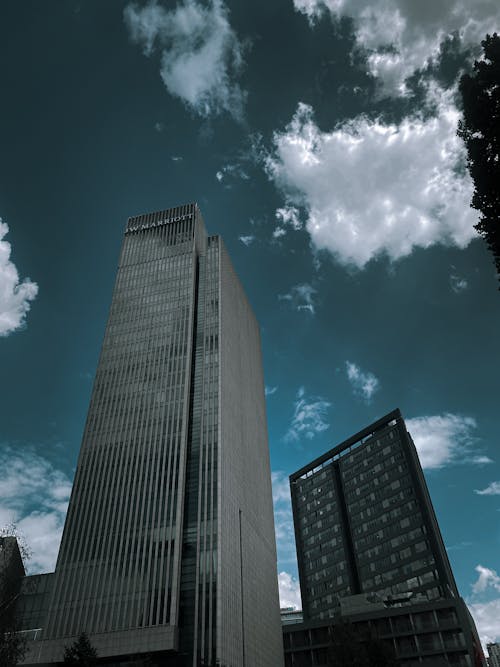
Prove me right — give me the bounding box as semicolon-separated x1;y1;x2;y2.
32;204;283;666
290;409;459;622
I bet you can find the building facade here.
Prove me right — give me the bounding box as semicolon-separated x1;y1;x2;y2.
290;409;458;621
488;642;500;667
23;204;283;666
286;409;485;666
283;598;483;666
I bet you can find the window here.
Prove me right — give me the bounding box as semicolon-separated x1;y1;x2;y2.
417;632;441;651
413;612;436;631
392;615;412;632
442;630;465;650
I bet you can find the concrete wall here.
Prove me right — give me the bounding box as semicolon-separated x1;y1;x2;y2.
218;241;284;667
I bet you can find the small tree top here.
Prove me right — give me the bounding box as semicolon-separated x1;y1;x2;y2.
63;632;98;666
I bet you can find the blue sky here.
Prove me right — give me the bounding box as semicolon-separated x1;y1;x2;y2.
1;0;500;648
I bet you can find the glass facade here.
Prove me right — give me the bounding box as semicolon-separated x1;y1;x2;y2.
291;410;458;622
35;204;283;666
46;206;202;641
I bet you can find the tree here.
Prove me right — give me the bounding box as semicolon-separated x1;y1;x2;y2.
458;33;500;287
63;632;98;666
0;526;30;666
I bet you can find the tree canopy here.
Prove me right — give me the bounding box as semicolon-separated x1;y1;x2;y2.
458;33;500;287
63;632;98;666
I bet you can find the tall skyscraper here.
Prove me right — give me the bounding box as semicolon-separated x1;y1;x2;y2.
26;204;283;666
290;409;457;621
285;409;485;666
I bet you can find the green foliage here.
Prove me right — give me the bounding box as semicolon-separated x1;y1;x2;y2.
63;632;98;666
458;33;500;286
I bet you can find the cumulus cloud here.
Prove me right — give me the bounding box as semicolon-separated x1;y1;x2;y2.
278;571;302;609
468;565;500;648
215;163;249;183
285;387;331;443
0;445;72;573
238;235;255;246
468;598;500;649
405;413;485;470
472;565;500;595
273;205;302;239
475;481;500;496
279;283;317;314
293;0;500;96
345;361;380;402
450;272;468;293
0;220;38;336
124;0;246;118
472;456;494;465
265;97;477;269
265;385;278;396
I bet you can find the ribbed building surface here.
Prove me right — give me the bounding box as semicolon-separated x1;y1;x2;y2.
27;204;283;666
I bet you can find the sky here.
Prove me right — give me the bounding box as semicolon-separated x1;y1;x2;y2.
1;0;500;649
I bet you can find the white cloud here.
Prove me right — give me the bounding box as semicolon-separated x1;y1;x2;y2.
271;471;300;617
345;361;380;402
471;455;494;465
124;0;246;118
265;385;278;396
273;227;287;239
285;386;331;442
278;571;302;609
475;481;500;496
468;565;500;648
274;205;302;239
0;445;72;573
272;470;292;505
293;0;500;96
271;471;298;568
171;155;183;161
0;220;38;336
215;163;250;183
276;206;301;230
468;598;500;649
472;565;500;595
279;283;317;314
450;272;468;293
265;97;477;269
238;235;255;246
406;413;482;470
446;540;472;552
